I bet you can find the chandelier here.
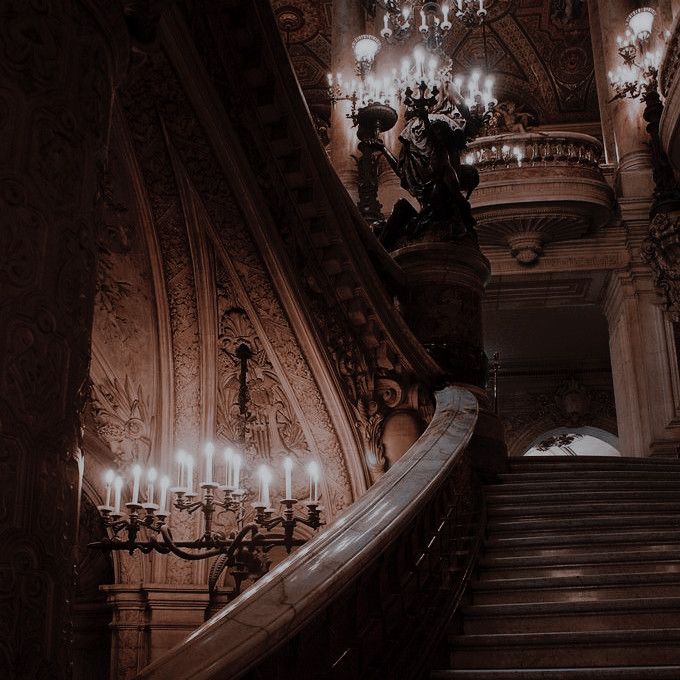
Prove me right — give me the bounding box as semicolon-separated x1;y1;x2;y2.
379;1;486;52
609;7;668;100
89;343;324;597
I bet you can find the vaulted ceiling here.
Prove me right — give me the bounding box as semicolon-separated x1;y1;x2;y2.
275;0;600;128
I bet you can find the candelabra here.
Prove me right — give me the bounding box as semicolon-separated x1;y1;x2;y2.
378;1;486;53
89;343;325;598
608;7;667;101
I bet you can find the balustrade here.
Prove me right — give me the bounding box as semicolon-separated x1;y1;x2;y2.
467;132;613;265
137;386;483;680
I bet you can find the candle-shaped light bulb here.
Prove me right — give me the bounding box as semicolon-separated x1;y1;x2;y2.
204;441;214;484
185;454;194;494
159;476;170;514
104;469;115;507
327;72;333;86
478;0;484;11
402;5;411;20
146;467;157;504
176;449;187;488
114;475;123;514
284;457;293;499
223;447;234;488
383;13;389;30
131;464;142;505
258;464;271;507
233;453;242;489
307;461;320;503
419;9;427;32
457;0;463;10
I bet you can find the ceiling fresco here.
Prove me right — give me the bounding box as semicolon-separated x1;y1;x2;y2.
275;0;600;128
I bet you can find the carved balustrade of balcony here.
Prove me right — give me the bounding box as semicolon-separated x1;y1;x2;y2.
467;132;614;265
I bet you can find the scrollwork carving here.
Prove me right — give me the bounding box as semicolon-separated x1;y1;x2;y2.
642;211;680;320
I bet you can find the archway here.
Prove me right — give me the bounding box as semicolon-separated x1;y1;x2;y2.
523;426;621;457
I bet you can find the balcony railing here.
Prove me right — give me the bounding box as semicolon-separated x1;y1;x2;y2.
467;132;613;265
137;386;481;680
467;132;603;170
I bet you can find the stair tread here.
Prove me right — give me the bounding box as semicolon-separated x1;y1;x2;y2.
463;596;680;616
451;628;680;646
473;571;680;591
432;668;680;679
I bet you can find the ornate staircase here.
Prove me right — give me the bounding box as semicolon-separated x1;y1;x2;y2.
433;456;680;679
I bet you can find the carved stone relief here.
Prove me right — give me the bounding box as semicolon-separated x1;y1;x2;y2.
642;211;680;320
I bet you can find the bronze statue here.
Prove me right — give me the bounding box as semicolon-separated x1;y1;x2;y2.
370;81;481;248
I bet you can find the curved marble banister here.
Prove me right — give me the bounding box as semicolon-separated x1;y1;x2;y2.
241;0;441;381
137;385;478;680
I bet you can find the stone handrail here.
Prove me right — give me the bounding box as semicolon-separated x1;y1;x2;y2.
467;131;604;170
137;385;479;680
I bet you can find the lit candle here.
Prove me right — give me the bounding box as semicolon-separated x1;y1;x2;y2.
176;449;186;488
104;469;115;507
204;441;214;484
146;467;157;504
114;475;123;514
131;464;142;505
223;447;234;487
233;453;242;489
284;457;293;499
185;454;194;495
307;461;320;503
258;464;271;507
159;476;170;514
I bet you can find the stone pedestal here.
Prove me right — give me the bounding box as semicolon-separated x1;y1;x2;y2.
392;240;491;386
392;239;507;476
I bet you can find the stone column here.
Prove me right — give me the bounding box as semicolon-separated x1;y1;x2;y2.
0;2;128;677
593;0;655;198
330;0;365;201
392;241;507;475
604;260;680;457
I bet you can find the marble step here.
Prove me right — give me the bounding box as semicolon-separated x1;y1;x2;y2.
479;546;680;571
486;479;680;494
508;460;680;473
486;490;680;506
487;500;680;519
449;629;680;669
487;514;680;534
432;667;680;679
498;470;680;483
472;571;680;604
484;529;680;551
461;597;680;634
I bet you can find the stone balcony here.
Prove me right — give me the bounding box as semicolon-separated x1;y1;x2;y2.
467;132;614;265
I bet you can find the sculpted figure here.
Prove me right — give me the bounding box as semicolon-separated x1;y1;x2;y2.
496;101;534;134
371;80;480;248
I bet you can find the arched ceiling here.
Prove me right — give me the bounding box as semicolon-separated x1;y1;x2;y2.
276;0;600;128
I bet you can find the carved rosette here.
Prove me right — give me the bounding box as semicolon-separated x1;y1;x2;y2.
642;210;680;320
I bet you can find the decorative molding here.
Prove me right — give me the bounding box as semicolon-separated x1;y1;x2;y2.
642;210;680;320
